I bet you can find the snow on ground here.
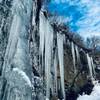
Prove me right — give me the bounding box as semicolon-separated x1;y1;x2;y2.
77;81;100;100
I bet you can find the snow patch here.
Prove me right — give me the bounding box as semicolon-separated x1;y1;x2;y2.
13;68;32;87
77;82;100;100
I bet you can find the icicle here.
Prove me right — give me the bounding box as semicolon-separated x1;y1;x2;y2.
0;19;4;35
86;54;94;80
71;42;77;74
54;50;58;94
57;33;65;99
75;45;80;63
67;39;70;45
39;12;45;57
39;12;46;72
91;57;96;76
45;17;53;100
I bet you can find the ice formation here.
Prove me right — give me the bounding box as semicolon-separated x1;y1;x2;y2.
57;33;65;99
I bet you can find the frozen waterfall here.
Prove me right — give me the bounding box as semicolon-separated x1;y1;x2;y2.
2;14;21;76
1;0;33;99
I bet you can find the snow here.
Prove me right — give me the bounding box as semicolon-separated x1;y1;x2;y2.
77;82;100;100
57;33;65;99
13;68;32;87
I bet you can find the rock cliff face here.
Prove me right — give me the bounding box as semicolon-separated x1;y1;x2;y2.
0;0;98;100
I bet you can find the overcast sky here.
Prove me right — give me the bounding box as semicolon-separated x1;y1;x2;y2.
47;0;100;38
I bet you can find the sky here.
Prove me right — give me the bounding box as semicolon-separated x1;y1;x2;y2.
47;0;100;38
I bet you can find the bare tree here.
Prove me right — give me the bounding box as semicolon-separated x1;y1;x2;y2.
86;36;100;57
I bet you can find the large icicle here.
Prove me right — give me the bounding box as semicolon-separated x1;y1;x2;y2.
45;17;53;100
86;54;94;80
57;33;65;99
71;42;77;74
39;12;45;59
39;12;46;75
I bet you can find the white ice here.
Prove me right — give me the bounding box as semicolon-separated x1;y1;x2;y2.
13;68;32;87
40;13;54;99
71;42;77;74
75;45;80;63
39;12;46;61
86;54;94;79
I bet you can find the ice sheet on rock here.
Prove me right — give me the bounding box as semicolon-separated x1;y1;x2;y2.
2;0;32;69
12;0;32;21
57;33;65;99
2;15;21;74
1;0;33;100
13;68;32;87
